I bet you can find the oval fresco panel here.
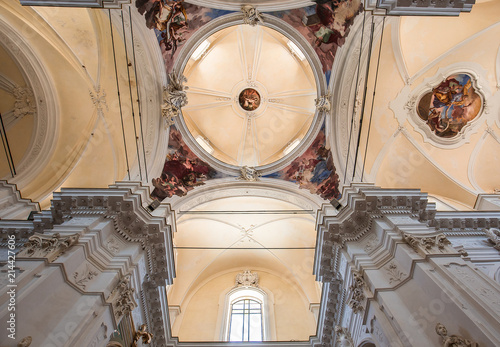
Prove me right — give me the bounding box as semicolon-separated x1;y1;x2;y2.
417;74;482;138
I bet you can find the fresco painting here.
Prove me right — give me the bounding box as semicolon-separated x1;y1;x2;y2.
271;0;363;83
136;0;362;82
136;0;233;73
266;128;341;201
417;74;482;138
150;127;224;200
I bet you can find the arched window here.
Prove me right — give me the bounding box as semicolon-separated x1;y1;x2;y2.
223;288;268;341
228;298;263;341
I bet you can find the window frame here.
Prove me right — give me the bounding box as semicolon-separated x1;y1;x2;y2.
219;287;273;341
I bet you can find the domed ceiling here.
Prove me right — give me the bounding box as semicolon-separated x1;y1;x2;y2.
182;24;316;167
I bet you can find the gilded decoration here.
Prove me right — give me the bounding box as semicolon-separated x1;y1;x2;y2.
417;73;482;138
132;324;153;346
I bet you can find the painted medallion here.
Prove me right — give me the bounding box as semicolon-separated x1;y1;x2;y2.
417;74;482;138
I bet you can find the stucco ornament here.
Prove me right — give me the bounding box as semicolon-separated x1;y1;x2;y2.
241;5;263;26
315;93;331;113
18;233;79;262
12;86;35;119
402;232;451;254
435;323;478;347
484;228;500;250
107;275;138;322
347;271;366;314
235;269;259;287
238;166;261;181
161;72;188;128
334;326;354;347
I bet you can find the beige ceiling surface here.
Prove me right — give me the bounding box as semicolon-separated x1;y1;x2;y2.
0;44;35;179
351;2;500;208
168;196;320;307
182;25;316;167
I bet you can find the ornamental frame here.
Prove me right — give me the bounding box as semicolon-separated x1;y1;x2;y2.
392;63;491;149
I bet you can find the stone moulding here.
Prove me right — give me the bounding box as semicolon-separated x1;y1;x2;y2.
0;183;175;347
401;232;453;255
347;271;366;314
106;275;138;323
18;232;79;262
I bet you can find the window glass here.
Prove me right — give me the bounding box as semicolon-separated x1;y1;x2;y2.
228;299;263;341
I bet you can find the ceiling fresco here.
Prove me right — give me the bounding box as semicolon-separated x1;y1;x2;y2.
151;126;227;200
135;0;363;82
265;126;341;200
416;73;482;138
136;0;353;203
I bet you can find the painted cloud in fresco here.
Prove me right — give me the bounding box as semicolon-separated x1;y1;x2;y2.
417;74;482;138
135;0;233;73
266;128;341;201
271;0;363;83
150;127;224;200
135;0;362;82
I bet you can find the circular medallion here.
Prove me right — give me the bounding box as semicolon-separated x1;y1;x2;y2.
239;88;261;111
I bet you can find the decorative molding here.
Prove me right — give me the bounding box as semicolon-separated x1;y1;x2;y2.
401;232;452;254
334;326;354;347
235;269;259;288
89;85;108;116
384;261;406;285
106;275;138;323
347;271;365;314
435;323;478;347
363;234;379;253
73;263;99;290
484;228;500;251
241;5;263;26
431;211;500;232
238;166;261;182
18;233;79;262
0;20;59;185
377;0;475;16
106;237;121;255
315;93;331;113
162;73;188;128
12;85;36;120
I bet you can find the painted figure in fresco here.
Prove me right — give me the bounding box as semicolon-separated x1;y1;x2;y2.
158;1;188;56
418;74;481;138
136;0;188;56
151;128;217;201
238;88;261;111
306;0;356;49
281;134;340;201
